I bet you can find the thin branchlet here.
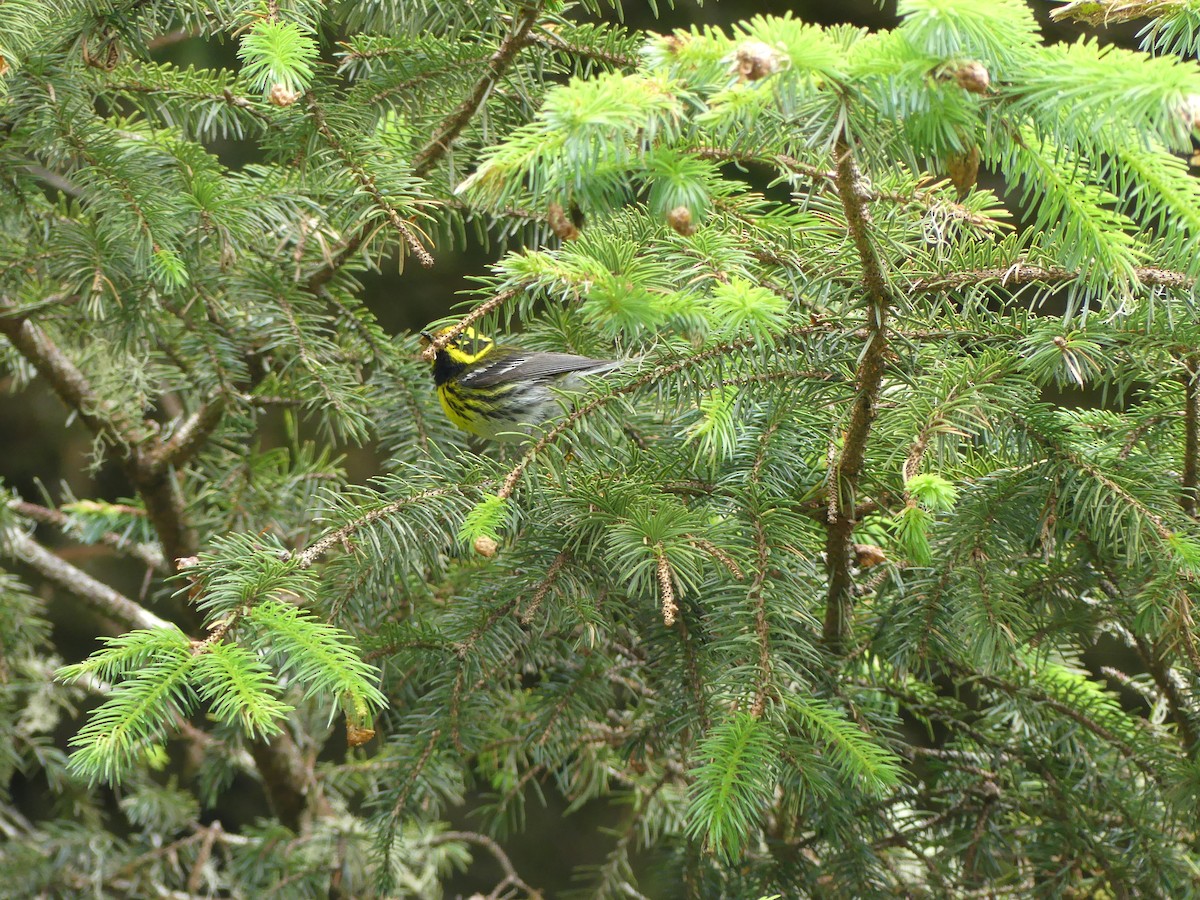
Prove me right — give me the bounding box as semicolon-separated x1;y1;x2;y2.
823;137;894;651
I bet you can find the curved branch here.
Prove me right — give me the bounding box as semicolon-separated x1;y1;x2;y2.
822;139;894;650
0;527;172;631
0;295;200;567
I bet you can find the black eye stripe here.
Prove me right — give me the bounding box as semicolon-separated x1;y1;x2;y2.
456;335;490;356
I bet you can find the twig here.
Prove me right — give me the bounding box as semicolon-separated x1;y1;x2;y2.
148;398;229;472
522;26;639;68
822;139;894;651
519;549;569;623
412;5;543;177
749;516;772;718
909;263;1192;293
0;527;172;631
1182;356;1198;517
307;98;433;268
0;295;199;567
293;488;458;568
306;5;542;291
8;498;166;571
419;288;520;362
429;830;543;900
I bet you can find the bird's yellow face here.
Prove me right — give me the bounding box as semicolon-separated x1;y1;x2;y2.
420;326;495;365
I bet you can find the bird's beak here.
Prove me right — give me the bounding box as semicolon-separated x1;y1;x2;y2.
418;330;433;345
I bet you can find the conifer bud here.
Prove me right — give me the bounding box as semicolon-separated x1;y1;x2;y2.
547;202;579;241
268;83;301;107
732;40;784;82
667;205;696;236
947;145;980;197
346;719;375;747
853;543;888;569
473;534;499;558
0;57;9;78
951;61;990;95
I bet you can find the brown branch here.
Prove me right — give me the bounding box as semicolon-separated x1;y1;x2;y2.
0;526;172;631
412;5;543;177
1183;356;1199;517
148;397;229;472
909;263;1192;293
304;6;542;292
293;488;458;568
822;139;893;651
8;499;166;571
0;296;199;567
430;830;543;900
419;288;520;362
306;97;434;269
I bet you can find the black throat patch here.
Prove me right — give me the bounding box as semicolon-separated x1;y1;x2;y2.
431;350;467;387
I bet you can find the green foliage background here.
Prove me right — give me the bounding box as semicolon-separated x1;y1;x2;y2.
3;0;1200;896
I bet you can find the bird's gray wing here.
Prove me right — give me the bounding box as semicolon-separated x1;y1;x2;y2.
458;352;619;389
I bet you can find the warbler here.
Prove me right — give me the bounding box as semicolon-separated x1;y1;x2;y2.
420;326;621;442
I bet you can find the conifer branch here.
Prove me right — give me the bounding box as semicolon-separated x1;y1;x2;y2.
0;296;198;567
429;831;543;900
306;97;434;269
8;499;166;571
749;518;772;719
306;6;541;291
823;140;894;650
386;727;442;833
0;526;172;631
691;537;744;580
1182;356;1198;517
411;4;543;177
519;549;569;623
420;288;520;362
909;263;1192;293
521;26;639;68
293;488;458;568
